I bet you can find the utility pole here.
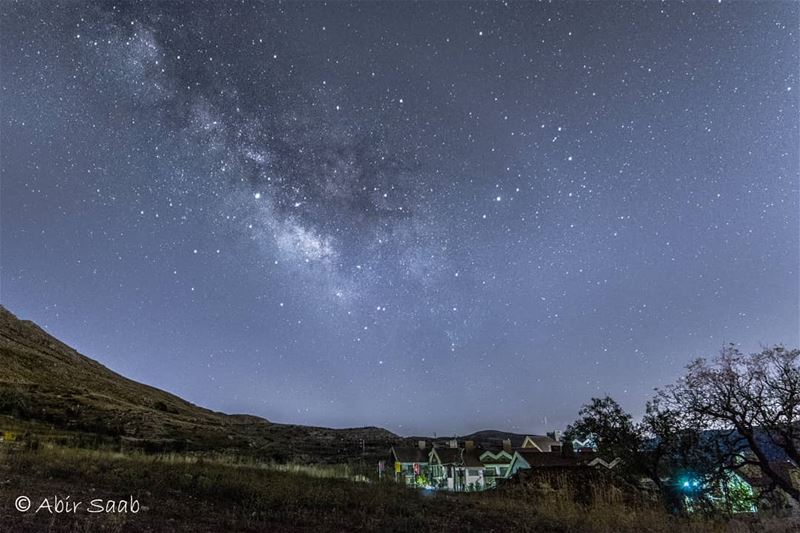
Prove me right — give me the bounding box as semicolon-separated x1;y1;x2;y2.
359;438;365;478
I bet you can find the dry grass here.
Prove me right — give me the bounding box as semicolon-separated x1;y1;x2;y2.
1;443;793;533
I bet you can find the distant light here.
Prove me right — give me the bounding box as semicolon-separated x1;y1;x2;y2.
254;192;261;199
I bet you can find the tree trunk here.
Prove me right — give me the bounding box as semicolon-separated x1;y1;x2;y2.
739;426;800;502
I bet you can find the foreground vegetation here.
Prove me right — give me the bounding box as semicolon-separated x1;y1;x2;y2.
0;443;794;532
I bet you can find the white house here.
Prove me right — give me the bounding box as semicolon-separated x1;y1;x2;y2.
429;441;485;491
389;441;429;487
479;448;514;488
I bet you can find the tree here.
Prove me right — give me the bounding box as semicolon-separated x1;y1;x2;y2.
660;344;800;502
566;396;733;512
564;396;647;483
643;396;743;514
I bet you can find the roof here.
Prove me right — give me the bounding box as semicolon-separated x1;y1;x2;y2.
391;446;429;464
480;450;513;465
430;447;484;467
515;450;582;468
765;461;799;488
738;460;799;490
463;450;484;467
523;435;560;450
644;428;796;464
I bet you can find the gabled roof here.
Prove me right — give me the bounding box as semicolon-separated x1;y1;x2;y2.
480;449;513;464
586;456;621;469
462;450;484;468
430;447;484;467
513;450;582;468
391;446;429;464
643;428;795;464
707;429;794;463
430;447;462;465
522;435;560;451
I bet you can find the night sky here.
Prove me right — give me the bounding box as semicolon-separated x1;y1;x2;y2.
2;1;798;436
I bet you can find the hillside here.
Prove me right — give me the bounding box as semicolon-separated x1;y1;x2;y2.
0;306;399;462
461;430;536;447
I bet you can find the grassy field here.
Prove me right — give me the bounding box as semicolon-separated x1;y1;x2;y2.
1;443;794;532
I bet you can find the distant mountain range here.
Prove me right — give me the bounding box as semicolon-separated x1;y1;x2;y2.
0;306;399;462
461;429;539;444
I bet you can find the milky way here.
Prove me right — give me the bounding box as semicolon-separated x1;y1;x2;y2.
2;1;798;435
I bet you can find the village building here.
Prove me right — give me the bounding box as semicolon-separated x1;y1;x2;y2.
479;446;514;488
520;434;562;453
389;441;429;487
571;436;598;453
386;432;578;492
663;429;800;515
738;459;800;513
429;440;486;491
383;429;800;517
506;449;585;477
676;469;758;514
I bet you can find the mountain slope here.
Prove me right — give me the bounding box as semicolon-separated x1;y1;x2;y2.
0;306;398;461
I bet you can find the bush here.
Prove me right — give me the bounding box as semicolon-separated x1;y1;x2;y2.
0;386;31;419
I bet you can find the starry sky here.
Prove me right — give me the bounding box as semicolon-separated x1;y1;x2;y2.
1;1;798;436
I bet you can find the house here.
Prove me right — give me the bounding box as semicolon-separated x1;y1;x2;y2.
678;457;800;514
739;459;800;512
675;469;758;514
389;441;429;487
506;449;585;477
665;429;800;514
585;456;621;469
385;431;572;492
571;436;598;453
479;446;514;488
520;434;562;453
429;440;486;491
